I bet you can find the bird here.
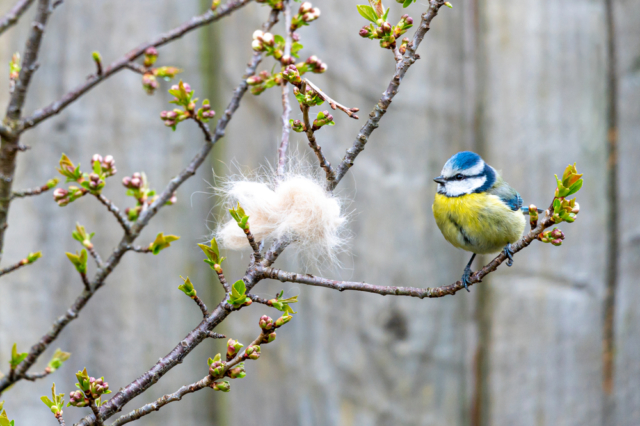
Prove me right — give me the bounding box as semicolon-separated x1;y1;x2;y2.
432;151;529;292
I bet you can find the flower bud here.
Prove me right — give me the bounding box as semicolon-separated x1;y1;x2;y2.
359;26;372;38
259;315;274;330
252;30;264;40
226;339;244;361
275;315;292;327
251;39;264;51
208;360;226;377
262;32;275;46
212;380;230;392
245;345;261;360
381;22;392;34
266;332;276;343
91;154;103;164
53;188;68;201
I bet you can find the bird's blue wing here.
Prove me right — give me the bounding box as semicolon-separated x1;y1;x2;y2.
488;180;523;211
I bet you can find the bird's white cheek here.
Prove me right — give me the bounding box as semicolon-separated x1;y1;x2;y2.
445;176;487;196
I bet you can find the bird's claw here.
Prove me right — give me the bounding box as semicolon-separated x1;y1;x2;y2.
503;243;514;267
461;267;472;292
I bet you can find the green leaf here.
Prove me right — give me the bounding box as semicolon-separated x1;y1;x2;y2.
382;7;389;21
48;349;71;371
565;179;583;197
403;0;413;7
274;34;285;46
357;5;379;23
41;396;54;408
10;343;28;369
149;233;180;255
229;280;250;308
178;276;197;298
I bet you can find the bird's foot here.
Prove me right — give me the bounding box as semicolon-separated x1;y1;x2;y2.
461;266;473;293
503;243;514;267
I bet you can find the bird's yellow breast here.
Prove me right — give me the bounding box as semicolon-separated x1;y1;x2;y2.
432;192;525;254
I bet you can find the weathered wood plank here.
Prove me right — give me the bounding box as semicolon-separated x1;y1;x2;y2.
477;0;608;425
613;0;640;424
0;1;218;425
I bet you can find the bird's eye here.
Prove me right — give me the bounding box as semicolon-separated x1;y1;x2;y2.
455;174;464;180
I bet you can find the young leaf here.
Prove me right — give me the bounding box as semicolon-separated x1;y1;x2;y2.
357;5;379;23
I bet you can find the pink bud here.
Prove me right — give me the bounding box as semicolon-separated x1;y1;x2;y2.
91;154;103;164
145;47;158;56
299;2;312;13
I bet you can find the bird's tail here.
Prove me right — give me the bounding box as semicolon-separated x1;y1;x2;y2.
521;206;544;215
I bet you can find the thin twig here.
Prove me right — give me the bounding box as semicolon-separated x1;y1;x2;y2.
0;0;35;36
300;85;334;183
108;376;214;426
10;181;54;199
216;269;231;293
261;237;290;267
244;227;262;261
18;0;253;132
303;79;359;119
277;0;293;178
94;194;131;234
207;332;226;339
247;293;270;305
87;246;104;268
192;295;208;317
80;272;91;291
23;367;51;381
123;62;147;75
0;257;30;277
259;209;556;297
331;0;446;190
126;245;151;253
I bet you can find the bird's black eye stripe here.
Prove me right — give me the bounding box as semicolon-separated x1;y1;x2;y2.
445;173;482;182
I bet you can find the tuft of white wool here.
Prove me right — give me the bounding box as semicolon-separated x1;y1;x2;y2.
216;172;348;267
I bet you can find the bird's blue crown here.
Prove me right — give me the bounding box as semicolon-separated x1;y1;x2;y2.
447;151;482;172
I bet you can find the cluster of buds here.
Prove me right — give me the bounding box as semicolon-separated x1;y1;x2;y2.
244;345;261;360
208;353;226;378
227;363;246;379
251;30;283;59
226;339;244;361
298;55;327;74
53;186;87;207
255;0;283;10
290;119;306;133
159;81;214;130
142;72;158;94
211;380;230;392
91;154;117;177
9;52;20;92
552;197;580;224
539;228;565;246
247;70;282;95
68;390;89;408
121;172;160;220
282;64;302;85
359;14;413;49
68;369;111;408
291;2;321;31
258;315;277;343
293;86;324;107
312;110;335;130
143;47;158;67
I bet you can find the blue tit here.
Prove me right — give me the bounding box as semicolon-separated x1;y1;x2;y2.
432;151;527;292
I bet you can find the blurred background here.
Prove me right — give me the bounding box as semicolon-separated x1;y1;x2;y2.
0;0;638;425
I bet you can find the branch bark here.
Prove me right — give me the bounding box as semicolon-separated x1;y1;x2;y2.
330;0;446;190
0;0;35;36
259;210;556;297
276;0;293;178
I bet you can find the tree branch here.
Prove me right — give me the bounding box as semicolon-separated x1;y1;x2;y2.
300;86;334;183
10;180;55;200
276;0;293;178
259;209;556;297
330;0;446;190
303;78;359;119
0;256;32;277
108;376;214;426
94;194;131;234
18;0;253;132
0;0;35;37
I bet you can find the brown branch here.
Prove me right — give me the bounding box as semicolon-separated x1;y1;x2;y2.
247;293;270;305
300;86;334;183
23;367;51;381
303;79;359;119
261;237;290;267
207;332;226;339
260;210;556;298
244;227;262;261
108;375;214;426
192;295;208;317
89;401;104;426
277;0;293;178
80;272;91;291
0;0;53;263
87;246;104;268
18;0;253;132
94;194;131;235
0;257;31;277
215;269;231;293
123;62;147;75
331;0;446;190
0;0;35;36
10;181;54;199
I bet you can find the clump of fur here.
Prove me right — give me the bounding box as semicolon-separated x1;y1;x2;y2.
215;170;348;268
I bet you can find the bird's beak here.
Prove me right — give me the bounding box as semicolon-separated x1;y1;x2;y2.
433;176;446;185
